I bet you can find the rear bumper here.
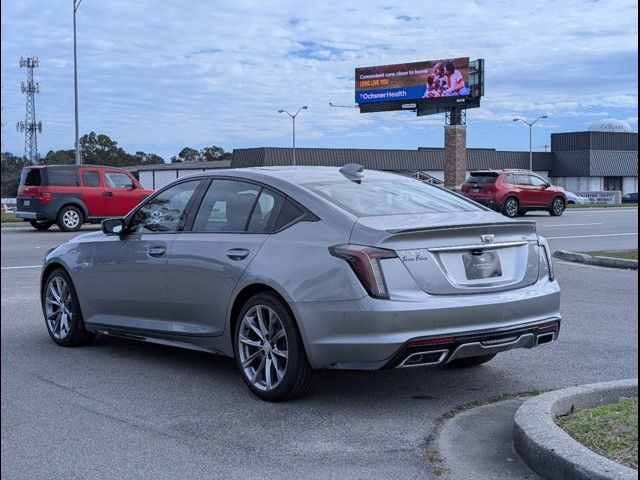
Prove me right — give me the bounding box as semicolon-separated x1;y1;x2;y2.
292;277;561;369
14;210;56;221
468;198;502;211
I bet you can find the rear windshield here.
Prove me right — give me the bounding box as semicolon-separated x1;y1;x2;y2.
303;179;479;217
466;173;497;184
20;168;42;186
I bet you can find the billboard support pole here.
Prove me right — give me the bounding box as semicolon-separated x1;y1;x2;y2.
443;107;467;191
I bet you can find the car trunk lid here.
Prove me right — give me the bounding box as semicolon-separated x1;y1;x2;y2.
350;211;540;295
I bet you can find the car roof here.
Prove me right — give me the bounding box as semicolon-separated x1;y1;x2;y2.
23;164;129;170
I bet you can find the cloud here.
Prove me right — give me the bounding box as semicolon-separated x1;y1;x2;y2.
1;0;637;159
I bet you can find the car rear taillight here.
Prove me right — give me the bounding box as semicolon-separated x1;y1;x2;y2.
538;236;554;281
329;244;396;299
40;192;52;205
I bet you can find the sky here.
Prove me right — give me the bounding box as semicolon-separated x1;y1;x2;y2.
1;0;638;161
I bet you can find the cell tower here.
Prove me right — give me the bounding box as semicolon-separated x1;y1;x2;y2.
16;56;42;163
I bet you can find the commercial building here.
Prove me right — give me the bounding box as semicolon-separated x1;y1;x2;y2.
130;119;637;195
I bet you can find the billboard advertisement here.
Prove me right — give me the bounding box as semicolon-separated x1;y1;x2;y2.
355;57;470;105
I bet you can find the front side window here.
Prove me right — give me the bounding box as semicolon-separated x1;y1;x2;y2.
129;180;200;233
193;180;261;232
529;175;548;187
82;170;101;187
105;172;134;189
303;178;478;217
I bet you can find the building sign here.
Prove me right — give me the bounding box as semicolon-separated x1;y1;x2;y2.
355;57;470;104
575;191;622;204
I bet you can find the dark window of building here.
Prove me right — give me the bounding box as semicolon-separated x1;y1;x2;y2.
604;177;623;191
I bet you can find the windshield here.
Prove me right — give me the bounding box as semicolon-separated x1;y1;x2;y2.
303;179;480;217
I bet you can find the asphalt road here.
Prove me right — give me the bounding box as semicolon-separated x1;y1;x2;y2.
1;212;638;480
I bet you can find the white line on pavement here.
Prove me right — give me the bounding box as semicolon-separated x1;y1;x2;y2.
1;265;41;270
546;233;638;240
540;223;603;227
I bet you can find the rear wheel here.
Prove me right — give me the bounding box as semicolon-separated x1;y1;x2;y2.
235;293;313;401
549;197;565;216
42;268;95;347
57;206;83;232
502;197;519;218
30;220;54;231
447;354;496;368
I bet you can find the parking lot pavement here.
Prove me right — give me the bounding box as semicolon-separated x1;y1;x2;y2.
1;219;638;479
526;208;638;252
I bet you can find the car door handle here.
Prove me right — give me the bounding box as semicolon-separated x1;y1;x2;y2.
226;248;250;261
103;191;113;197
147;246;166;257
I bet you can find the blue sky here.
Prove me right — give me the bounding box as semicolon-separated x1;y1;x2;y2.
1;0;637;161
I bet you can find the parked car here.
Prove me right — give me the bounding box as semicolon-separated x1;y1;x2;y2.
622;192;638;203
40;166;561;401
15;165;153;231
565;191;590;205
461;170;567;218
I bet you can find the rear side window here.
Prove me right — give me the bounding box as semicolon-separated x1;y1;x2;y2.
82;170;101;187
275;199;305;230
503;174;516;184
46;168;79;186
515;174;532;185
247;189;284;233
466;173;497;184
193;180;261;232
20;168;42;186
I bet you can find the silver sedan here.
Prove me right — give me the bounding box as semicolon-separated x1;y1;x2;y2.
41;165;561;401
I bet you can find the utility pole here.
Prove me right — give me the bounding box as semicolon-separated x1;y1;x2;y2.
73;0;83;164
513;115;548;171
278;106;308;166
17;57;42;163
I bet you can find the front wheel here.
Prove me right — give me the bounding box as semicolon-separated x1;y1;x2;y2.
502;197;519;218
30;220;54;231
42;268;95;347
57;206;83;232
235;293;313;401
447;354;496;368
549;197;565;216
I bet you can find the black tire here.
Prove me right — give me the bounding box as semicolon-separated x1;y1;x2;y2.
549;197;565;216
42;268;95;347
30;220;54;231
517;209;527;216
234;293;313;401
447;354;496;368
57;205;83;232
502;197;519;218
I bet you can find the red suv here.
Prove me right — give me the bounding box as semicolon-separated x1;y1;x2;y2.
16;165;153;231
461;170;567;218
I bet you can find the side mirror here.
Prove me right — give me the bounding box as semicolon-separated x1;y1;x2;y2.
102;218;126;235
127;184;136;190
543;183;550;189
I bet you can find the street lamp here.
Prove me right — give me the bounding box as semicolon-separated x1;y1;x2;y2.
278;106;308;166
513;115;548;171
73;0;83;164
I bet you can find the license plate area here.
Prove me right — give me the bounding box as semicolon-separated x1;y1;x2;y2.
462;250;502;280
23;199;30;206
471;187;480;193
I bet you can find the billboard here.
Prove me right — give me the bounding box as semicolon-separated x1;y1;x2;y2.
355;57;470;105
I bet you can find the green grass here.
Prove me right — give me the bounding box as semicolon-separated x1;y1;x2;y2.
588;250;638;260
1;212;22;223
557;397;638;470
567;203;637;209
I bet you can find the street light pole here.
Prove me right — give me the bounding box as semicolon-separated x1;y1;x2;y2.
513;115;548;171
73;0;82;165
278;106;308;166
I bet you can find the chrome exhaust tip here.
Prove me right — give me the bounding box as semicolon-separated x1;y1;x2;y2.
398;349;449;368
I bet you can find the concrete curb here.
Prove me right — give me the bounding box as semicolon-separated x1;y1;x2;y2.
1;221;28;228
514;378;638;480
554;250;638;270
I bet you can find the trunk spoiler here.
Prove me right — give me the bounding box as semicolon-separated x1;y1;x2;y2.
386;220;537;235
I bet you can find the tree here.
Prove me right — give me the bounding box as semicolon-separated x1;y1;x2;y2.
171;147;200;163
133;151;165;165
1;152;29;197
200;146;231;162
41;149;75;165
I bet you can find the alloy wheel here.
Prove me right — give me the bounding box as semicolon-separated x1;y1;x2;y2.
505;198;518;217
552;198;564;215
62;210;81;229
45;276;73;340
237;305;289;391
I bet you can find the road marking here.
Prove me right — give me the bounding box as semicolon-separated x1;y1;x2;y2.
540;223;603;227
546;233;638;240
1;265;41;270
